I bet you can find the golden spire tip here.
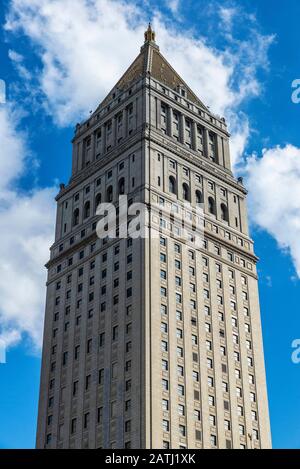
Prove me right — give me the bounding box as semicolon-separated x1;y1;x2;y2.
144;23;156;43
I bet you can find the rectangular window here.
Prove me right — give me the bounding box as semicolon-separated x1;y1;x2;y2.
160;270;167;280
97;407;103;424
160;253;167;263
162;399;169;411
176;293;182;304
179;424;186;436
162;379;169;391
162;359;168;371
84;412;90;429
162;420;169;432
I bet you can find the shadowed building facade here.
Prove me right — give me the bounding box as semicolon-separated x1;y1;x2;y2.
36;26;271;449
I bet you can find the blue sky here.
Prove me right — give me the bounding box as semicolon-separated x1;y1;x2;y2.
0;0;300;449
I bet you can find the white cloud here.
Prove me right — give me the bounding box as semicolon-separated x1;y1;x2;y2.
8;49;32;81
218;6;238;31
226;112;250;169
5;0;145;126
0;80;6;104
8;49;23;63
0;104;56;351
246;145;300;277
265;275;272;287
5;0;273;170
167;0;180;14
0;105;26;191
0;329;21;354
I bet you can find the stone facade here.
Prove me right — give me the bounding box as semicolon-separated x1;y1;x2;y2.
36;27;271;449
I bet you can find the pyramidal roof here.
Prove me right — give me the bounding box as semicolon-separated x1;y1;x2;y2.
98;24;208;111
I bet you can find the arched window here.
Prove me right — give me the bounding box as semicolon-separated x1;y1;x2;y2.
118;178;125;195
208;197;216;215
73;208;79;226
169;176;176;194
182;183;190;201
220;203;229;222
84;201;90;219
106;185;113;203
95;193;102;213
195;190;203;204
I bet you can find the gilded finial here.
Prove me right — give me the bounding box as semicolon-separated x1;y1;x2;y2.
144;23;156;43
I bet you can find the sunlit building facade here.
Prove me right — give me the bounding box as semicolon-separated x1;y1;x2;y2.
36;26;271;449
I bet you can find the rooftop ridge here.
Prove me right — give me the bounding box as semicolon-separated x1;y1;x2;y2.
95;26;208;113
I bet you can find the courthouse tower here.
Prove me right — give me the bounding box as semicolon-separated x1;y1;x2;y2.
36;26;271;449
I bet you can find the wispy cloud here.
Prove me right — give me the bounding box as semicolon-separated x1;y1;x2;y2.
8;49;32;81
218;5;238;31
167;0;180;14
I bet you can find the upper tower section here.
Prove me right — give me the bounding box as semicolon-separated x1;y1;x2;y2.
93;23;208;112
69;26;233;183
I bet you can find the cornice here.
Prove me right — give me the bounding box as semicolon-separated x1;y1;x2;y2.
147;80;230;138
145;127;247;195
72;80;144;142
56;128;145;201
57;123;247;204
45;230;98;270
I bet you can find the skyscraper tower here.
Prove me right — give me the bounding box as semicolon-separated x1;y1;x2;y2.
36;26;271;449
